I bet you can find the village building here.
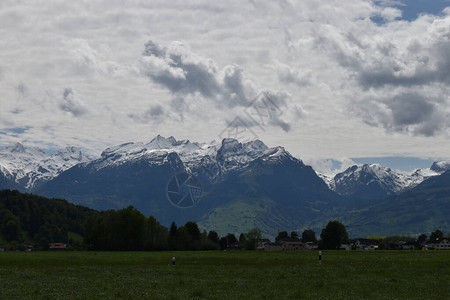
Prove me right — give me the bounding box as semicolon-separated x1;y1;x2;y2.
424;238;450;250
49;243;66;250
256;239;271;250
352;238;380;250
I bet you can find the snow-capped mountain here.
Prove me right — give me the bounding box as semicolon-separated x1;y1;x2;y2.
91;135;272;180
430;160;450;173
321;163;442;199
35;135;338;237
0;143;93;190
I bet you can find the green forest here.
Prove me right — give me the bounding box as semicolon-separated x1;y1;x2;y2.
0;190;264;251
0;190;98;250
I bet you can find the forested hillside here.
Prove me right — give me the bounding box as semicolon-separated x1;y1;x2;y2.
0;190;99;250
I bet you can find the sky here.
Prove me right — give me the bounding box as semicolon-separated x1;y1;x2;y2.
1;0;450;174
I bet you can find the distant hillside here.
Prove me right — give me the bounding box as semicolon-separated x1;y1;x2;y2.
0;190;99;249
324;171;450;237
197;148;342;237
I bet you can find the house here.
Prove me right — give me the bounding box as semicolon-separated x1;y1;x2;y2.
352;238;379;250
264;242;283;251
225;242;242;251
49;243;66;250
424;238;450;250
340;244;352;251
435;239;450;250
400;241;416;250
282;241;305;250
264;240;309;251
305;242;318;250
256;239;271;250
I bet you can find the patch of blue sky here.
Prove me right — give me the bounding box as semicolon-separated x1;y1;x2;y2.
0;126;31;135
373;0;450;23
351;156;436;172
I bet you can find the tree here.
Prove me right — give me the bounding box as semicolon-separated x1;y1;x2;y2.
207;231;219;244
146;216;168;250
200;231;220;250
429;230;443;242
245;228;262;250
239;233;247;245
290;231;298;239
225;233;237;246
168;222;178;250
3;218;21;241
183;221;202;250
302;229;316;243
184;222;201;241
275;231;289;242
417;234;427;245
84;207;147;251
219;237;227;250
319;221;349;250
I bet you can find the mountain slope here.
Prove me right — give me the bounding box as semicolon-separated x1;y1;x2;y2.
0;189;99;247
330;171;450;237
198;147;342;237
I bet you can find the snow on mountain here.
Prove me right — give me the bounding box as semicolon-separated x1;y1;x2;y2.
97;135;213;171
0;143;93;189
430;160;450;173
259;146;297;164
322;162;444;198
96;135;272;178
317;173;335;190
4;135;447;196
332;164;407;197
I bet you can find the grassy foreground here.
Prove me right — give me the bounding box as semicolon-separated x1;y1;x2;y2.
0;250;449;299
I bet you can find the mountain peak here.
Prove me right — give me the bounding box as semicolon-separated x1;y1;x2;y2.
259;146;297;164
430;160;450;173
148;135;177;149
9;142;26;153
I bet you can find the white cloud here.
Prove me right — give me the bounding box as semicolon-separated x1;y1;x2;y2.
0;0;450;163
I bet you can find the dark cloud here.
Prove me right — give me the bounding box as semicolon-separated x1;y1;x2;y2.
388;93;434;126
313;17;450;136
141;40;303;132
333;26;450;89
149;104;164;117
142;40;236;105
353;92;447;136
17;83;28;96
128;104;166;124
59;88;88;117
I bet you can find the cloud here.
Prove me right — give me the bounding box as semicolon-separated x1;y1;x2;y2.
306;157;358;175
65;39;138;77
305;8;450;137
276;63;312;86
128;104;166;124
58;88;89;117
2;0;450;162
352;92;449;136
141;40;250;107
140;40;303;132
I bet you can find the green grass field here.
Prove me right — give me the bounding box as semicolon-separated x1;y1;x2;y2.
0;250;449;299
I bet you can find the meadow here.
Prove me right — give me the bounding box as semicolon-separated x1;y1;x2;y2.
0;250;449;299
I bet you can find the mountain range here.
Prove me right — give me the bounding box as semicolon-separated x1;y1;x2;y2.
1;136;449;237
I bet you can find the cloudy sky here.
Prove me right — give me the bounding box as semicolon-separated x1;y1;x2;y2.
1;0;450;173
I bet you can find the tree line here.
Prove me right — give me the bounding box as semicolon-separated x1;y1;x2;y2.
84;206;265;251
1;190;448;251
